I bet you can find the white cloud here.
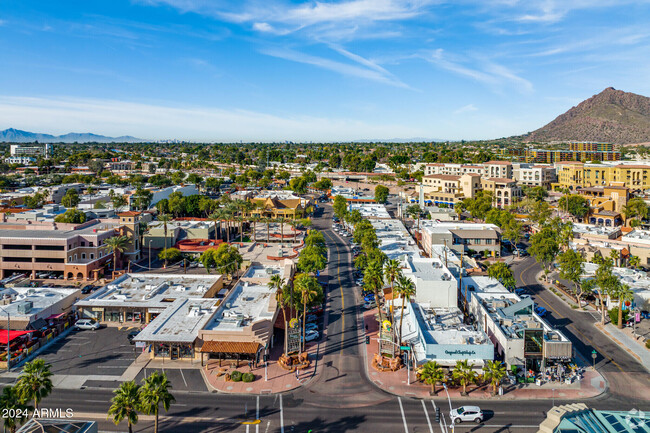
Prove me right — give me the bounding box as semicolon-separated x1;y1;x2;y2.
424;49;533;94
0;95;423;142
454;104;478;114
260;46;410;88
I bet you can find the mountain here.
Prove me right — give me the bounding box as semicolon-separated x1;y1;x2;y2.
0;128;145;143
524;88;650;144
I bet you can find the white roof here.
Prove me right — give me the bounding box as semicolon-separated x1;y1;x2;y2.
133;298;219;343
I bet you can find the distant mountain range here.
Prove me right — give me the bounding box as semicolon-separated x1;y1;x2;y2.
523;87;650;144
0;128;145;143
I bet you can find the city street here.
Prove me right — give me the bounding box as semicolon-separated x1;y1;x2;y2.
4;207;650;432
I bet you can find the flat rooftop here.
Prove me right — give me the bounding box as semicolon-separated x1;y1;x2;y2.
420;221;499;235
371;219;420;259
0;287;78;318
76;273;222;309
134;298;219;343
203;281;275;331
348;203;391;219
572;223;620;236
0;220;121;239
405;257;454;281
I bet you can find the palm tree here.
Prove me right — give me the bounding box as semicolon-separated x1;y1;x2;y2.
616;283;635;329
156;213;172;266
419;361;446;395
15;358;53;410
482;360;507;396
108;381;140;433
215;208;230;242
394;275;415;345
609;249;620;267
294;273;321;352
103;235;130;272
365;260;385;323
452;360;477;396
270;275;288;354
384;259;402;323
207;212;221;241
629;255;641;270
0;386;32;433
278;216;286;241
139;371;175;433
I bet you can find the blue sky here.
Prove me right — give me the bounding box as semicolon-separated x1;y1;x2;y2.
1;0;650;142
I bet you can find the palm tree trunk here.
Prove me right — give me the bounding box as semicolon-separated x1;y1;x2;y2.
433;382;436;395
618;301;623;328
375;288;384;324
281;305;288;355
226;221;230;243
128;422;133;433
155;411;159;433
399;296;405;345
463;382;467;396
302;299;307;353
598;293;606;324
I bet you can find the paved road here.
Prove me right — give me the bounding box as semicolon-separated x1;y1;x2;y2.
512;257;650;406
8;209;650;432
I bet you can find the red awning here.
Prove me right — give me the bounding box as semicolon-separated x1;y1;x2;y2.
46;313;66;320
0;330;35;345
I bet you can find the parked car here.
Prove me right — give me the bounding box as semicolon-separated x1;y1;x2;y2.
364;294;375;302
81;286;94;295
305;323;319;332
75;319;101;331
309;306;323;315
514;288;526;296
363;301;377;309
306;314;318;323
535;306;548;317
302;330;320;342
127;330;140;344
450;406;484;424
520;294;531;300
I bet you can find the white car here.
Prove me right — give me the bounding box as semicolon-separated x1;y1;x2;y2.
302;330;319;342
450;406;484;424
363;301;376;310
75;319;101;330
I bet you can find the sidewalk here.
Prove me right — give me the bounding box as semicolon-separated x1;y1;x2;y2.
361;308;607;400
202;338;321;394
596;323;650;373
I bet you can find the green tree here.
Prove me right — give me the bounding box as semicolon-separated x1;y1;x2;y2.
333;195;348;220
595;260;618;324
108;381;140;433
294;273;322;352
102;235;130;271
297;245;327;273
374;184;389;204
158;247;182;263
528;227;559;278
623;197;649;225
395;275;415;345
483;360;507;396
15;358;53;410
419;361;446;395
61;189;80;208
0;386;32;433
384;259;402;322
614;283;634;329
629;255;641;269
523;186;548;202
157;214;172;267
364;260;385;323
487;262;516;291
452;360;478;396
558;194;589;220
139;371;175;433
557;249;585;303
54;208;87;224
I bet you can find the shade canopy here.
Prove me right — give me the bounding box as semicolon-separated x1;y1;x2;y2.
0;330;35;345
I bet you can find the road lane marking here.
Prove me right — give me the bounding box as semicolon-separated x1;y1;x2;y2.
179;368;188;387
421;400;434;433
397;398;409;433
256;395;260;433
279;394;284;433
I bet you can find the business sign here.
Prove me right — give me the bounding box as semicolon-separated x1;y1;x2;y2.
135;342;146;348
287;325;301;354
444;349;476;357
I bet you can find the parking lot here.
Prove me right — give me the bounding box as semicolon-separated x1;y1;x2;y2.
135;367;207;392
35;327;139;376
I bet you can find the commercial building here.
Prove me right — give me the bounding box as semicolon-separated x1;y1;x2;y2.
423;161;513;180
481;177;522;209
513;163;557;188
538;403;650;433
0;218;136;280
0;286;80;330
144;219;217;250
501;147;620;163
348;203;391;219
371;218;420;261
555;162;650;191
418;173;481;206
464;276;572;371
419;222;501;258
250;193;307;219
5;144;53;164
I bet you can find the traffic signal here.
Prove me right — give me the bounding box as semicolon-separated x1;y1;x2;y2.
365;336;370;344
435;407;440;423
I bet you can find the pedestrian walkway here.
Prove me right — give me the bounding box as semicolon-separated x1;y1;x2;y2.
597;323;650;373
361;308;607;400
202;338;321;394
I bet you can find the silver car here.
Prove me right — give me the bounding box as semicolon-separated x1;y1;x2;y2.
450;406;483;424
75;319;101;330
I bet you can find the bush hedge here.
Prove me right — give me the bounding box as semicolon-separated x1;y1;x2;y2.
230;370;243;382
242;373;255;382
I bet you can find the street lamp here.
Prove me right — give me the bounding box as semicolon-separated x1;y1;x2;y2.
0;306;10;371
443;383;454;432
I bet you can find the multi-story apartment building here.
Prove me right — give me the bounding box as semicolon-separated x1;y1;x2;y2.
484;161;513;179
419;222;501;257
500;147;620;163
512;163;557;188
424;161;512;179
481;178;522;208
555;162;650;191
419;173;481;206
568;142;614;152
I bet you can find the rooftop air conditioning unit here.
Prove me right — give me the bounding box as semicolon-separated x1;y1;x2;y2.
17;301;33;314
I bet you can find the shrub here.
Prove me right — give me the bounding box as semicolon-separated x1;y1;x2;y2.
510;365;518;375
230;370;243;382
608;308;629;324
242;373;255;383
645;339;650;350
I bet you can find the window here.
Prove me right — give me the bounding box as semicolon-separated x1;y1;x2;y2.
74;254;77;261
3;244;32;250
35;245;65;251
90;254;94;260
80;241;86;247
89;242;94;247
81;253;86;259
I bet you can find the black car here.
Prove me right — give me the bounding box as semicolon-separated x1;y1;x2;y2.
127;330;140;344
81;286;94;294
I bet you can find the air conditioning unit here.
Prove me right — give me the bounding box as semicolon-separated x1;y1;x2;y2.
17;301;33;314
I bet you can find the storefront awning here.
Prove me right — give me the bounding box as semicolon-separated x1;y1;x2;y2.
199;341;261;354
0;330;35;345
46;313;66;320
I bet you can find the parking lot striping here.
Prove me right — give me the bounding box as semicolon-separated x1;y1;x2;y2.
421;400;434;433
279;394;284;433
397;398;409;433
256;395;260;433
179;369;188;387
